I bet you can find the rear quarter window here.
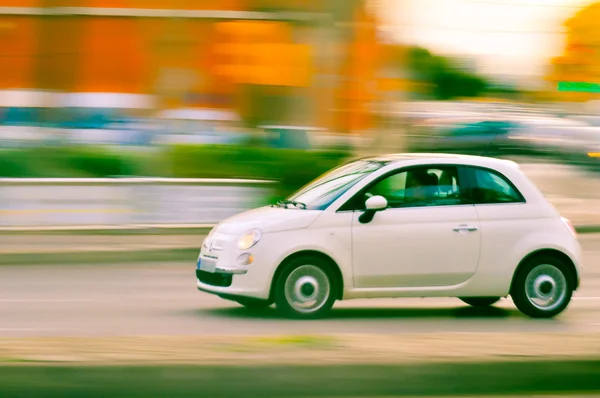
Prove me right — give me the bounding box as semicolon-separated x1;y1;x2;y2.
467;167;525;204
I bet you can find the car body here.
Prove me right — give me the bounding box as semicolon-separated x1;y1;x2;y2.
505;116;589;156
558;125;600;172
511;117;600;172
410;115;592;159
409;117;519;155
196;153;582;318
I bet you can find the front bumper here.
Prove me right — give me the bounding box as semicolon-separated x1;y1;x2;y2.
196;269;235;288
195;230;278;300
196;274;271;300
195;255;273;300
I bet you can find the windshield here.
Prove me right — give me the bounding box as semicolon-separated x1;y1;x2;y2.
284;160;388;210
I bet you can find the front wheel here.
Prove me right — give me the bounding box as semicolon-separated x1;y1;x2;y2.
511;255;573;318
459;297;501;308
274;257;337;319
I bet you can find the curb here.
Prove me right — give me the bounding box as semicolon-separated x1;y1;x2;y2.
1;360;600;397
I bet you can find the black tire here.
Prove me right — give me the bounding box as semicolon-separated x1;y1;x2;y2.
236;298;271;311
274;256;338;319
511;255;574;318
459;297;501;308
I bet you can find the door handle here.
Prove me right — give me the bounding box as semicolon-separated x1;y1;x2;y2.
453;225;478;232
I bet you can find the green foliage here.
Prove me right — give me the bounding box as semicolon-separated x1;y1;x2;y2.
405;47;436;80
404;45;493;100
0;146;154;178
168;145;349;197
60;147;136;177
0;145;350;198
432;71;488;100
0;150;30;177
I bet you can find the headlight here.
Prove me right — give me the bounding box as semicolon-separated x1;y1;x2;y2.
237;229;262;250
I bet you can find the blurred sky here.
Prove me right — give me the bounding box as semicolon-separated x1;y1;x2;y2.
378;0;595;79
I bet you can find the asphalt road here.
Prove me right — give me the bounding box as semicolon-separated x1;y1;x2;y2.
1;235;600;338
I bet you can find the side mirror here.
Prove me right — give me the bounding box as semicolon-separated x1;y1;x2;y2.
365;195;388;211
359;195;387;224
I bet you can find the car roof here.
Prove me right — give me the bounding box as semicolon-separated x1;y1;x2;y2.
362;153;519;169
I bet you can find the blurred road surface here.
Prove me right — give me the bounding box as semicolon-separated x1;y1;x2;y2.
1;234;599;338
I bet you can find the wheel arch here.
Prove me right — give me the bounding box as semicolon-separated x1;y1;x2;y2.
269;250;345;302
510;248;579;294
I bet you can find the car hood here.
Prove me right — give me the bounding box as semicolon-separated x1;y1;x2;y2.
212;206;322;235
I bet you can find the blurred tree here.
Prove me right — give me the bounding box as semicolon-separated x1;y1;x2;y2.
405;47;436;81
404;45;489;100
433;70;488;100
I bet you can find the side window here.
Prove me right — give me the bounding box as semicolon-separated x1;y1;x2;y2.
469;168;524;204
364;166;464;209
369;171;406;202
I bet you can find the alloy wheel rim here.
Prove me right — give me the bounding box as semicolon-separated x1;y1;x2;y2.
524;264;568;312
284;265;330;314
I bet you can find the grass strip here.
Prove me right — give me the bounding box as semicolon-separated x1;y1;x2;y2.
0;360;599;397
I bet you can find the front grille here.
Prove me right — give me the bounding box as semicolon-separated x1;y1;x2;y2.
203;238;225;252
196;269;232;288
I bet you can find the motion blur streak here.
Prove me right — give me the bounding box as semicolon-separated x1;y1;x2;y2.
1;0;600;396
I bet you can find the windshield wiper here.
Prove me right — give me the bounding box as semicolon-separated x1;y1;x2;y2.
276;200;307;209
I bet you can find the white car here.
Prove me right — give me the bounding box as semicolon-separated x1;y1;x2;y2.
196;154;582;319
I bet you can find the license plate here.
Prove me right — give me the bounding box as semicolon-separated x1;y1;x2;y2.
198;258;217;273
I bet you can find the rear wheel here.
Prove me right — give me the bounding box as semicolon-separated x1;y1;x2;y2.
274;256;337;319
459;297;501;308
511;255;573;318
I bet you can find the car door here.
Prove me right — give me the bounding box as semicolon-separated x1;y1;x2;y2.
349;165;481;289
462;166;530;274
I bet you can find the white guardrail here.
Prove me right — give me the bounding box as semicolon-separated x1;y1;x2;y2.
0;178;275;228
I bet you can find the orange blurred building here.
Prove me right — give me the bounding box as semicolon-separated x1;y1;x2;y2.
547;2;600;102
0;0;389;130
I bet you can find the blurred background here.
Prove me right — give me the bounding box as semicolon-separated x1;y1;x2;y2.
2;3;600;396
0;0;599;226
